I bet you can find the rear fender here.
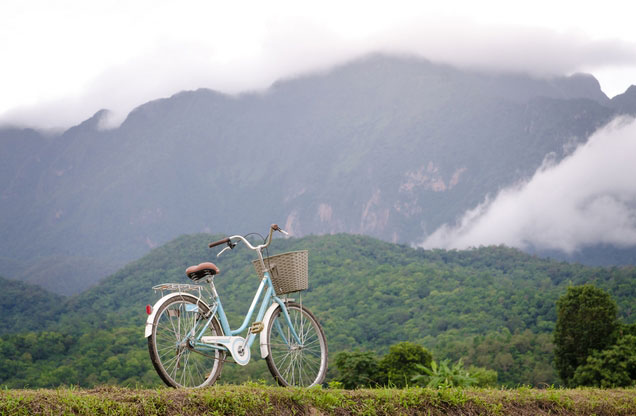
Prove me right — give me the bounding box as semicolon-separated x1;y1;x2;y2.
144;292;209;338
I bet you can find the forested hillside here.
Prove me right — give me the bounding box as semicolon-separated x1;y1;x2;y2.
0;277;64;333
1;233;634;388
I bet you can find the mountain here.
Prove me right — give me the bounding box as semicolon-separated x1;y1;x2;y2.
1;233;635;387
0;276;64;333
1;54;635;294
609;84;636;114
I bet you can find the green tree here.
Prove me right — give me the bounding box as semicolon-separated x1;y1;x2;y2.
554;285;619;386
571;335;636;387
377;341;432;388
333;351;381;389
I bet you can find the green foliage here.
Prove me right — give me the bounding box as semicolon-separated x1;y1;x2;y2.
437;329;556;386
571;335;636;388
3;385;636;416
333;342;496;390
466;366;498;387
0;277;65;333
554;285;636;388
377;341;432;388
621;323;636;337
412;359;477;388
554;285;620;386
0;328;158;388
333;342;433;389
333;351;381;389
1;233;635;388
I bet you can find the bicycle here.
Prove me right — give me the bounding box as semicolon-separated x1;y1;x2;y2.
144;224;328;388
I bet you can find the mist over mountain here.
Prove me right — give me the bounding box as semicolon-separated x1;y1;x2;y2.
1;54;635;294
420;117;636;258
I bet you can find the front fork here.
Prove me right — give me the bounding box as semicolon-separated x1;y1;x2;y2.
273;300;303;346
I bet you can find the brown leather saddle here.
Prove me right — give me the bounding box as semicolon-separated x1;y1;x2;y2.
185;262;220;281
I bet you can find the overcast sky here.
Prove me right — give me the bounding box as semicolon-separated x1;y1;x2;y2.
2;0;636;129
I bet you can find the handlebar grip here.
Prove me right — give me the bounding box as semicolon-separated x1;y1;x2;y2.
208;237;230;248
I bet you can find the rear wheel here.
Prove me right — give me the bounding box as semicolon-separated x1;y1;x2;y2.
265;302;328;387
148;294;225;388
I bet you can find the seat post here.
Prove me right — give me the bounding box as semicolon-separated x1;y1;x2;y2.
206;276;219;299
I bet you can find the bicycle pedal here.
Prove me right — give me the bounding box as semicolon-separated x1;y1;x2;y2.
250;322;264;334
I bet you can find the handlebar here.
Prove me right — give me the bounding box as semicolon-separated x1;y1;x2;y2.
208;237;230;248
210;224;289;258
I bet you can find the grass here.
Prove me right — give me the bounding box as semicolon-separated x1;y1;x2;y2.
1;385;635;415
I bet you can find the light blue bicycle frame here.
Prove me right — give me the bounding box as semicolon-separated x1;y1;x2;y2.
188;270;302;355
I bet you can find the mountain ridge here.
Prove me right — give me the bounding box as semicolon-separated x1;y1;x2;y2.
1;53;634;294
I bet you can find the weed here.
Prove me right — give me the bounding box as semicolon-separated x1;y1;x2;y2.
1;385;635;415
327;380;344;389
0;393;31;416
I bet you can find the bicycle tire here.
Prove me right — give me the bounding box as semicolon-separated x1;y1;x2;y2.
148;294;225;388
265;302;328;387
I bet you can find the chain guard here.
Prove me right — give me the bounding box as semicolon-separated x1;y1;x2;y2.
200;336;251;366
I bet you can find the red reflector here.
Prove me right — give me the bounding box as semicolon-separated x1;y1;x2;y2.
146;305;152;315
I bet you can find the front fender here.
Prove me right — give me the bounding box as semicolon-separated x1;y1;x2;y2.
144;291;209;338
259;298;292;358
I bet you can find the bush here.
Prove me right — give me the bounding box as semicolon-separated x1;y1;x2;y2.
334;342;433;389
572;335;636;387
333;351;381;389
467;366;498;387
378;342;432;388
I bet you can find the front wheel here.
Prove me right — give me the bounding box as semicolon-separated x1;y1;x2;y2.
265;302;328;387
147;294;225;388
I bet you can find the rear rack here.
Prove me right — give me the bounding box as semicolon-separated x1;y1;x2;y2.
153;283;204;297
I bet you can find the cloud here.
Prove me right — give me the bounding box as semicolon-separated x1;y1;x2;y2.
374;18;636;77
1;5;636;130
420;117;636;253
0;18;367;130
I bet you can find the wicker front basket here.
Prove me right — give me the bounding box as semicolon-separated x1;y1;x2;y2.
252;250;308;295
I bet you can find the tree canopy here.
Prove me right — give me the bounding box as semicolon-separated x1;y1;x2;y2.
554;285;619;385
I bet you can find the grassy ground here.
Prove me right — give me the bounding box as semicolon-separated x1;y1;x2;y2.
1;384;635;415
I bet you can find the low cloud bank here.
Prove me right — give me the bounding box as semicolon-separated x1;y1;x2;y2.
420;117;636;253
2;10;636;130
